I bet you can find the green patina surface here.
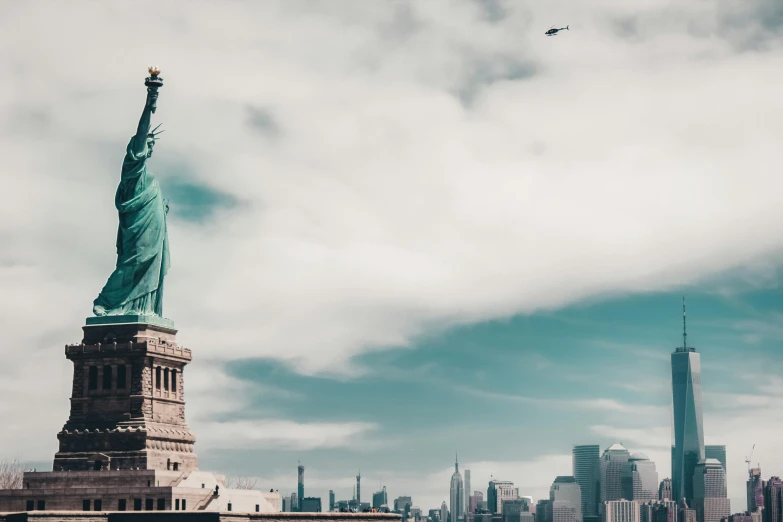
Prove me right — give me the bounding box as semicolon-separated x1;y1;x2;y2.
85;314;175;329
93;77;170;318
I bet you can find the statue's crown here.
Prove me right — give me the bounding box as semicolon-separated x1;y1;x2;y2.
148;123;165;141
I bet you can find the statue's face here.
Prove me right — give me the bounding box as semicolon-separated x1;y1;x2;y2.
146;138;155;158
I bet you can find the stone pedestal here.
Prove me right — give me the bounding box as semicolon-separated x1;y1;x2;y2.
0;316;292;515
53;317;198;473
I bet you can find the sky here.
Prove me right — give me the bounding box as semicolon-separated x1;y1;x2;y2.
1;0;783;514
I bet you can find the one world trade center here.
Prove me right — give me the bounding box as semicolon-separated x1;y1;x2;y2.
671;298;705;505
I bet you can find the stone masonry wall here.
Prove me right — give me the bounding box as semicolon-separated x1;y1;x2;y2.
57;323;196;473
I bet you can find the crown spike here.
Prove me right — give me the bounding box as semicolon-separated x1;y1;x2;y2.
148;123;165;139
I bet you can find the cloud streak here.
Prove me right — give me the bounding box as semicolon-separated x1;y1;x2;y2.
197;420;378;451
455;386;668;415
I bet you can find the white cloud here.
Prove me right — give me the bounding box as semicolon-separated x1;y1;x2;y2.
456;386;668;416
1;0;782;376
589;425;671;450
706;392;773;410
196;419;377;452
0;349;71;461
184;364;303;423
590;341;671;362
1;0;782;490
702;379;783;512
183;366;376;451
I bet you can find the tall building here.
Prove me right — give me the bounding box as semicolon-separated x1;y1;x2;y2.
442;501;450;522
693;459;729;522
574;445;601;521
704;447;726;474
466;470;472;516
551;476;582;522
282;496;292;512
300;497;322;512
470;492;485;514
648;501;678;522
395;496;413;518
763;477;783;522
679;504;697;522
488;480;517;514
291;493;298;512
747;468;763;513
470;510;493;522
502;498;531;522
538;499;553;522
298;463;305;508
451;456;465;522
329;490;335;512
671;299;705;506
356;472;362;507
678;498;697;522
622;454;659;502
640;502;655;522
659;480;673;501
602;443;632;512
374;487;388;509
605;500;640;522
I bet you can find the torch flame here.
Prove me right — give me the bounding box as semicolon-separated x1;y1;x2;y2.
148;65;161;76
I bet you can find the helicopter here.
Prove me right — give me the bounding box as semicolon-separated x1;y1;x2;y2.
545;25;569;36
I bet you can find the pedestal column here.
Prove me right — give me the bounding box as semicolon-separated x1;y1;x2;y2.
54;316;198;473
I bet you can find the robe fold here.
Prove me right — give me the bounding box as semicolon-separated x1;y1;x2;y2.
93;137;170;317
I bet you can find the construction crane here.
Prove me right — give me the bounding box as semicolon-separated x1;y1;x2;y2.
745;443;756;473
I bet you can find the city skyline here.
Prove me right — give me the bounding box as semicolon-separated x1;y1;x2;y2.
2;0;783;519
277;298;740;520
230;288;774;512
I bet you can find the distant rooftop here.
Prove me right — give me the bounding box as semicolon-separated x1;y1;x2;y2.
630;453;650;461
606;442;627;452
674;346;697;353
554;476;577;483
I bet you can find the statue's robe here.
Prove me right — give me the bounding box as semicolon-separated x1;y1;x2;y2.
93;138;170;316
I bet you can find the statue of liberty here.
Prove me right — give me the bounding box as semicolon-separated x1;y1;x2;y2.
93;67;170;318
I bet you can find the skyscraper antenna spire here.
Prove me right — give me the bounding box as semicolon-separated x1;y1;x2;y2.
682;296;687;349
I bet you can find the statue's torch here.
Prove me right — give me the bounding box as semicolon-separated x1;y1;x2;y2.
144;66;163;113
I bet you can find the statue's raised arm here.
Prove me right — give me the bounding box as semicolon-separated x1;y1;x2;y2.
130;89;155;155
92;67;171;319
130;66;164;158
